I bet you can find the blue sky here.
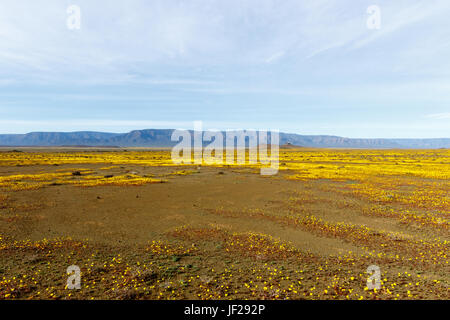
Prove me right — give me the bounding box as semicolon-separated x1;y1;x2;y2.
0;0;449;138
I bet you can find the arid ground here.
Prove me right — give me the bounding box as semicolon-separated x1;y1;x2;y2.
0;148;448;299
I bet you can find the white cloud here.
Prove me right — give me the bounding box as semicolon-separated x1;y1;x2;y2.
265;51;285;63
0;0;449;85
426;113;450;119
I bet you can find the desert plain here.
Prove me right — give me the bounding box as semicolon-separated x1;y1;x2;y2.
0;147;448;300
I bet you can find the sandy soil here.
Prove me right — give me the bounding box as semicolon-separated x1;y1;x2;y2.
0;150;448;300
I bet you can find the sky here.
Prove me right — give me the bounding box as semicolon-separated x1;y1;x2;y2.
0;0;449;138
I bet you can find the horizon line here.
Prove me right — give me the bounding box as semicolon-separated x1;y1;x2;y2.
0;128;448;140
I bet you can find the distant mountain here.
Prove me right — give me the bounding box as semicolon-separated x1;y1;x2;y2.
0;129;448;149
279;134;403;148
0;131;120;147
389;138;450;149
108;129;175;147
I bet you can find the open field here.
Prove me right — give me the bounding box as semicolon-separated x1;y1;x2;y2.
0;148;448;300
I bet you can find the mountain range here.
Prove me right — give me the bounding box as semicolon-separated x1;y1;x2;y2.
0;129;448;149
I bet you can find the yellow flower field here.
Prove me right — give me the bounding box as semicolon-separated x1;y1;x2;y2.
0;148;448;300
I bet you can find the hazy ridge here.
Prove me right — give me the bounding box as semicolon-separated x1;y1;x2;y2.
0;129;448;149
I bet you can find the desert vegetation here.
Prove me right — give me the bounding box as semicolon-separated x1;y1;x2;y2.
0;148;448;299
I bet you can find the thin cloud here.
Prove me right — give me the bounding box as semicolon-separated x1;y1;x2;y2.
265;51;285;63
426;113;450;119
